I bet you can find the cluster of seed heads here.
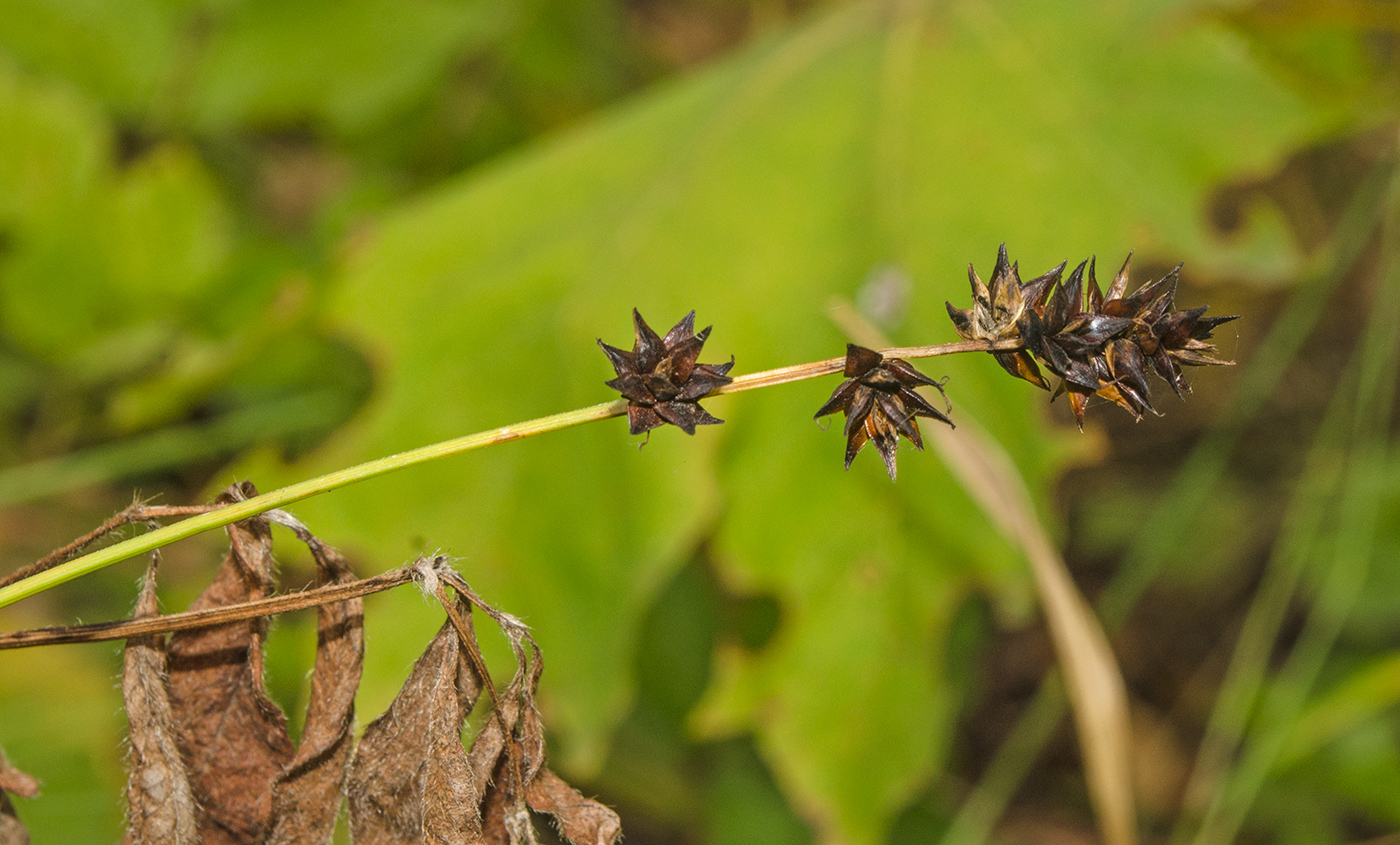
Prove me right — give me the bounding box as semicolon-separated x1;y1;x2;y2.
947;244;1238;429
600;245;1237;479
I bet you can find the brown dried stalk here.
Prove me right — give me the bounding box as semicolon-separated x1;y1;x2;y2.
0;566;413;650
0;502;216;590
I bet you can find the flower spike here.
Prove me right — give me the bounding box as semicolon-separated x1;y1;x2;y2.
948;244;1238;430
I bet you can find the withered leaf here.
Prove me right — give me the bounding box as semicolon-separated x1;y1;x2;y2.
526;769;622;845
265;529;365;845
479;778;511;845
463;611;618;845
467;699;542;845
0;749;38;845
348;601;485;845
165;483;294;845
463;644;533;845
464;627;545;788
123;557;197;845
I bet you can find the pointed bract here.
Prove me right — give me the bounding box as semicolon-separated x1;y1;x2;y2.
815;344;953;481
600;310;733;437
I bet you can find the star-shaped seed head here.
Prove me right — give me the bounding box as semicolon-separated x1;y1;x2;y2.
814;344;954;480
599;309;734;436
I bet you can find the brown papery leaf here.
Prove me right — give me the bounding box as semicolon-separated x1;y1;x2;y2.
348;601;485;844
459;584;617;845
527;769;621;845
0;748;38;845
122;556;197;845
166;483;294;845
464;637;545;791
265;520;365;845
468;702;542;845
475;727;619;845
478;776;511;845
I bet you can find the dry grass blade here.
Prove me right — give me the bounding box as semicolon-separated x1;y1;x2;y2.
122;555;198;845
265;516;365;845
0;567;412;650
347;601;485;844
831;302;1137;845
0;749;38;845
935;419;1136;845
165;483;294;844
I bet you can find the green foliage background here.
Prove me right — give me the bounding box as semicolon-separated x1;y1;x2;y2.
0;1;1397;843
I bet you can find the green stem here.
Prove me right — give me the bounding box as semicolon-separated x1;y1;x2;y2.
0;337;1020;610
0;401;624;609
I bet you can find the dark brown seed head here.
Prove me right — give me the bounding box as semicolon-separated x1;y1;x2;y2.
599;309;734;436
1048;254;1238;428
947;243;1058;390
947;246;1239;431
815;344;953;480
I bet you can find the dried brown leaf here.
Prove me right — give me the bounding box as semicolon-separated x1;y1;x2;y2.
166;483;294;845
453;575;616;845
526;769;621;845
503;803;542;845
0;749;37;845
478;755;542;845
432;581;550;845
348;601;485;845
466;700;544;845
475;633;546;790
480;776;510;845
265;524;365;845
123;556;198;845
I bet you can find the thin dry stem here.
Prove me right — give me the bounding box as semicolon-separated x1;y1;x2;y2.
0;503;218;590
0;566;414;649
433;577;503;719
710;338;1022;395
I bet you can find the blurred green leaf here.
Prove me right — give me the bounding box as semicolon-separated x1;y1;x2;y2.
107;146;231;299
0;128;230;368
1306;721;1400;826
707;738;813;845
188;0;507;135
0;63;109;230
1216;0;1400;119
0;0;181;117
234;0;1335;840
0;640;125;842
0;0;509;136
1280;651;1400;772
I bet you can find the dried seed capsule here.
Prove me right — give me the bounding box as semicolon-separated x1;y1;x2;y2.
949;245;1239;430
599;310;734;436
815;344;953;480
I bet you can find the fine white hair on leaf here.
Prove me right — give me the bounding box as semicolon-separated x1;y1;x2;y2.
497;612;530;633
411;555;443;599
